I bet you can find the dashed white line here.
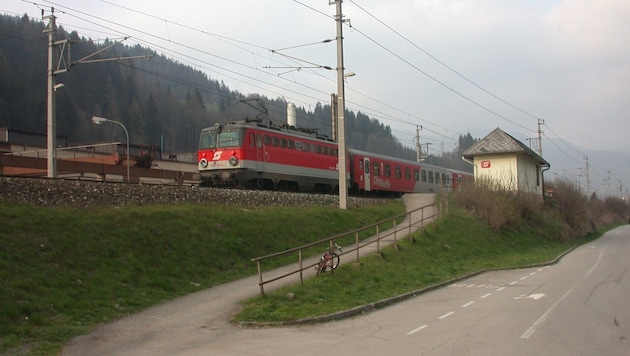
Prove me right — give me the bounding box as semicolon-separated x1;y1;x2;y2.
480;293;492;299
439;311;455;320
520;276;528;280
510;281;518;285
497;287;506;292
407;325;428;335
461;301;475;308
529;272;536;276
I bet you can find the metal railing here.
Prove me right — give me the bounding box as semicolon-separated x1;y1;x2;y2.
251;195;447;296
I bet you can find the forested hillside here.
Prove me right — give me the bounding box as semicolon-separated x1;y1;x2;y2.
0;14;474;171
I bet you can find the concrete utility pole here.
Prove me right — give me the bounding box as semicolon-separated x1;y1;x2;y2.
415;125;422;162
331;93;337;142
43;8;151;178
584;155;591;198
43;10;57;178
537;118;544;157
332;0;348;210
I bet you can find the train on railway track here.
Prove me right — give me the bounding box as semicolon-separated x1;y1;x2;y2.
197;101;472;195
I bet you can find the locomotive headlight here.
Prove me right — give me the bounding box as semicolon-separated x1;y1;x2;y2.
228;156;238;166
199;158;208;168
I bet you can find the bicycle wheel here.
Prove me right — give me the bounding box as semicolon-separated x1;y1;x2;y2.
328;252;340;270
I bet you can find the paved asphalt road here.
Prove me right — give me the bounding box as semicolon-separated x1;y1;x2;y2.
62;200;630;355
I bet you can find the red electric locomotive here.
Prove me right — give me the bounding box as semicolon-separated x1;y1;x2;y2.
198;120;341;192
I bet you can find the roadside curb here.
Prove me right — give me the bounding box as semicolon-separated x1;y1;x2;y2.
238;245;578;329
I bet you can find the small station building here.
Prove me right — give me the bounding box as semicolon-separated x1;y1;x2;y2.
462;128;550;199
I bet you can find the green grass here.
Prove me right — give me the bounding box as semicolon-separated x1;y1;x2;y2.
0;200;403;355
233;206;598;324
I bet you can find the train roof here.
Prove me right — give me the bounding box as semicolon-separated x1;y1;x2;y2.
202;119;335;143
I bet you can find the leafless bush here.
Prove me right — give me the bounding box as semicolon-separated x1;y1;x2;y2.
545;178;590;239
454;177;542;231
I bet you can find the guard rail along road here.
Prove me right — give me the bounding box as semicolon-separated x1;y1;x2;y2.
251;193;447;296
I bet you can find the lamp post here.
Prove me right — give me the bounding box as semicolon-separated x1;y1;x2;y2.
92;116;130;183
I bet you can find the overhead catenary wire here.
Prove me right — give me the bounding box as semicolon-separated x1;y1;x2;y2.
8;1;620;193
29;0;464;146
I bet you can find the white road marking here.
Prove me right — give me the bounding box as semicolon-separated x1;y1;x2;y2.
514;293;546;300
480;293;492;299
461;301;475;308
407;325;428;335
521;247;606;338
439;311;455;320
497;287;506;292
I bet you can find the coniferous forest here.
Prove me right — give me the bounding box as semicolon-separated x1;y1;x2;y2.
0;14;474;172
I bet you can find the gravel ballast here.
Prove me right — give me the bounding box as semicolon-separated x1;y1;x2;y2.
0;177;390;208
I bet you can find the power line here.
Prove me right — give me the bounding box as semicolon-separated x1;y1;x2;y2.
348;0;542;123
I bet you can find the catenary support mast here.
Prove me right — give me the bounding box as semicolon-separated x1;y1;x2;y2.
333;0;348;210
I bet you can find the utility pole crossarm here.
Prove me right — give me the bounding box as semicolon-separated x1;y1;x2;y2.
43;8;152;179
53;36;152;74
77;55;153;65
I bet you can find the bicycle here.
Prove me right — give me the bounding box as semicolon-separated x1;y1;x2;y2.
315;243;343;276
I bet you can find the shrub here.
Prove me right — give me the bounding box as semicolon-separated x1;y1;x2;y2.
454;178;542;231
456;176;627;242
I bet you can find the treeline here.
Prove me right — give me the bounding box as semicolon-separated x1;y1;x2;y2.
0;13;474;171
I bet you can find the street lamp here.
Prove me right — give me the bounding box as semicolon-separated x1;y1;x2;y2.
92;116;130;183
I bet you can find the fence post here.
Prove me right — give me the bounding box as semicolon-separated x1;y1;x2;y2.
393;219;398;250
421;207;424;228
355;231;360;263
376;224;380;255
299;249;303;286
256;260;264;297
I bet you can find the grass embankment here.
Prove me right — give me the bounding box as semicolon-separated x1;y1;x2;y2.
0;201;403;355
233;205;598;324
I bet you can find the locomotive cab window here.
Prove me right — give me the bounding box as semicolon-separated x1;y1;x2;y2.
217;131;241;147
199;132;216;149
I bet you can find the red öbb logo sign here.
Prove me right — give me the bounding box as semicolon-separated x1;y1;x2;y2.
481;160;491;168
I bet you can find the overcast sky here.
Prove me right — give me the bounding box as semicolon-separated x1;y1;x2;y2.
4;0;630;196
